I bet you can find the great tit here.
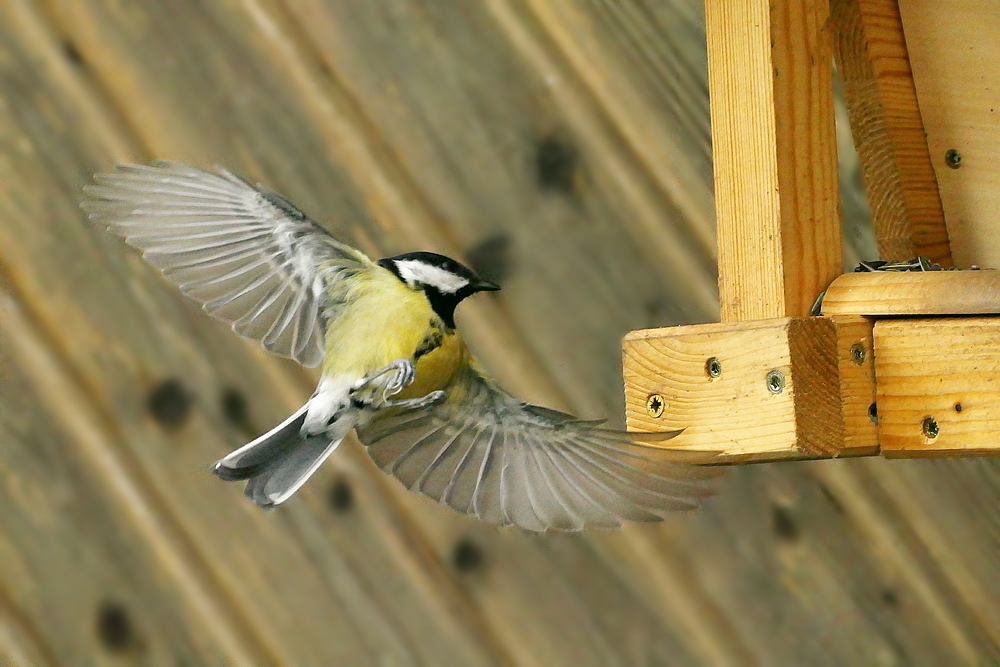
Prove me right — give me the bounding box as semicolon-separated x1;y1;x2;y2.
83;161;720;531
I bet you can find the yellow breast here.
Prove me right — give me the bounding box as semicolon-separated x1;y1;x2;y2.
322;267;467;395
398;331;467;400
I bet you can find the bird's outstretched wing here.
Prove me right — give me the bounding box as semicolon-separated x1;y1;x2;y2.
356;364;722;532
82;161;372;367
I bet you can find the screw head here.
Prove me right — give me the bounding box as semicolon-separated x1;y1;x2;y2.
868;402;878;424
850;343;866;366
646;394;666;418
945;149;962;169
922;416;940;439
706;357;722;379
766;370;785;395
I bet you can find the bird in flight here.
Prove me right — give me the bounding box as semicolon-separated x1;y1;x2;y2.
83;161;720;531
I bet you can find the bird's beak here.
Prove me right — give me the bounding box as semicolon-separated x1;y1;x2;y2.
473;279;501;293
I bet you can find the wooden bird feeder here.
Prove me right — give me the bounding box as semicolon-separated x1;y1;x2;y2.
623;0;1000;461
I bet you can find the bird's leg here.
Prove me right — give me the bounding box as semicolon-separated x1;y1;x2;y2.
349;360;446;411
351;359;415;395
379;390;447;411
350;359;416;406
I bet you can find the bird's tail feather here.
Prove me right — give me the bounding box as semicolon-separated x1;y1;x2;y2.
212;403;309;481
211;402;352;508
242;434;342;508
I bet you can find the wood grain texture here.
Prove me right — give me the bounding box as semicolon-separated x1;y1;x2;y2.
706;0;842;321
830;0;952;264
899;0;1000;270
860;457;1000;651
0;5;504;664
874;317;1000;456
516;0;716;263
831;315;880;455
624;318;843;459
0;281;258;667
6;0;742;664
676;458;997;663
822;271;1000;315
1;0;998;663
801;458;999;661
272;0;720;423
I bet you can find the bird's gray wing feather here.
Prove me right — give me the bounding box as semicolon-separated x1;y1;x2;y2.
356;368;723;532
82;161;371;367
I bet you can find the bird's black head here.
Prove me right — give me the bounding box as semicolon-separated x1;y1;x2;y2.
378;251;501;329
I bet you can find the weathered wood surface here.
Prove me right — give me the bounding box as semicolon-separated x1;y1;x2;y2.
0;0;995;664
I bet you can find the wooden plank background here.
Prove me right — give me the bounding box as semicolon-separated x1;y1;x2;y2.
0;0;996;664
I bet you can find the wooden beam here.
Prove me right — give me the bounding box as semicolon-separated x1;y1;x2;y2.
830;0;952;265
874;318;1000;456
706;0;842;321
821;271;1000;316
623;317;877;461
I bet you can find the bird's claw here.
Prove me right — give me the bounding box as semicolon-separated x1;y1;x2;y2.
383;359;416;399
381;390;447;411
350;359;418;408
352;359;414;393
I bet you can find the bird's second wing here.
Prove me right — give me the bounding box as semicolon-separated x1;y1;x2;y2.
355;365;723;531
82;161;372;367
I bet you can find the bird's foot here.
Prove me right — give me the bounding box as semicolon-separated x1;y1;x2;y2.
380;390;447;411
350;359;416;406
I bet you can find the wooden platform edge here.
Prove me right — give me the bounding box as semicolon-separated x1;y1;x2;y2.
623;316;877;463
875;317;1000;457
821;271;1000;316
624;310;1000;462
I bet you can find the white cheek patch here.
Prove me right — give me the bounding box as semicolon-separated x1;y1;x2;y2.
394;259;470;294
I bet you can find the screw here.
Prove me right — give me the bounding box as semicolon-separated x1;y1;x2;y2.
945;149;962;169
868;403;878;424
706;357;722;379
850;343;866;366
922;416;939;439
646;394;665;418
766;370;785;395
